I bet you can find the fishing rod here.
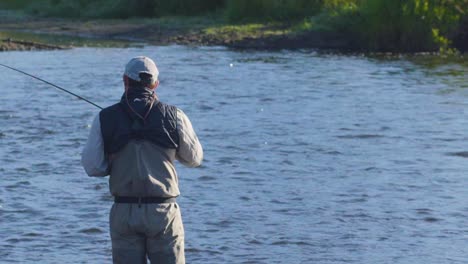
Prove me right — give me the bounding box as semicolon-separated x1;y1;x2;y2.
0;63;103;110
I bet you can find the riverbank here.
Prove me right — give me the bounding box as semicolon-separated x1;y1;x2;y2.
0;11;465;53
0;38;68;51
0;12;343;51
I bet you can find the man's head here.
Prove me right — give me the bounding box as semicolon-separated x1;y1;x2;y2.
123;56;159;90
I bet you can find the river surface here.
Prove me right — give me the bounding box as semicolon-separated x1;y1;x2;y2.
0;46;467;264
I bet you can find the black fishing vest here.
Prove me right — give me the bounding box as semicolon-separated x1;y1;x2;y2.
99;101;179;155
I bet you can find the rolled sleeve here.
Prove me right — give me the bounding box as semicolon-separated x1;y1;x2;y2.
81;114;109;176
176;108;203;167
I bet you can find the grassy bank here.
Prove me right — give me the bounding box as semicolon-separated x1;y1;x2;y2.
0;0;466;52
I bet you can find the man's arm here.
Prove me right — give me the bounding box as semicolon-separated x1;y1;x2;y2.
81;114;109;176
176;109;203;167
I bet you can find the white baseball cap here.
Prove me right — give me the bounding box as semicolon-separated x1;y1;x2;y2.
124;56;159;83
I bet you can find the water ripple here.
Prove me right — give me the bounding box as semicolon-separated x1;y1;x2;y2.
0;47;467;264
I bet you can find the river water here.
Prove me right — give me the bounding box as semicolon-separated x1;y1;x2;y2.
0;46;467;263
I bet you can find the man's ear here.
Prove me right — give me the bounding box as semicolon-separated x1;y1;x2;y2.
150;80;160;90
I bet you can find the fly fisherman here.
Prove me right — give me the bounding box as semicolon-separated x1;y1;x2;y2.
81;56;203;264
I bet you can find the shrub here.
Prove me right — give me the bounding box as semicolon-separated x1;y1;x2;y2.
330;0;466;52
225;0;324;22
14;0;225;18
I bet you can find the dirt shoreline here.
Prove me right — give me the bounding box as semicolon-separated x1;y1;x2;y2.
0;14;355;51
1;15;464;53
0;38;69;51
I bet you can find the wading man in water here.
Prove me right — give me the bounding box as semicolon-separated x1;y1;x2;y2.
81;56;203;264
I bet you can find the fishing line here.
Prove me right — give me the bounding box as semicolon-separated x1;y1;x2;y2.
0;63;103;109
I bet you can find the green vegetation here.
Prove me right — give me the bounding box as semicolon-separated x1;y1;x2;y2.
0;0;466;52
203;23;290;40
351;0;467;52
